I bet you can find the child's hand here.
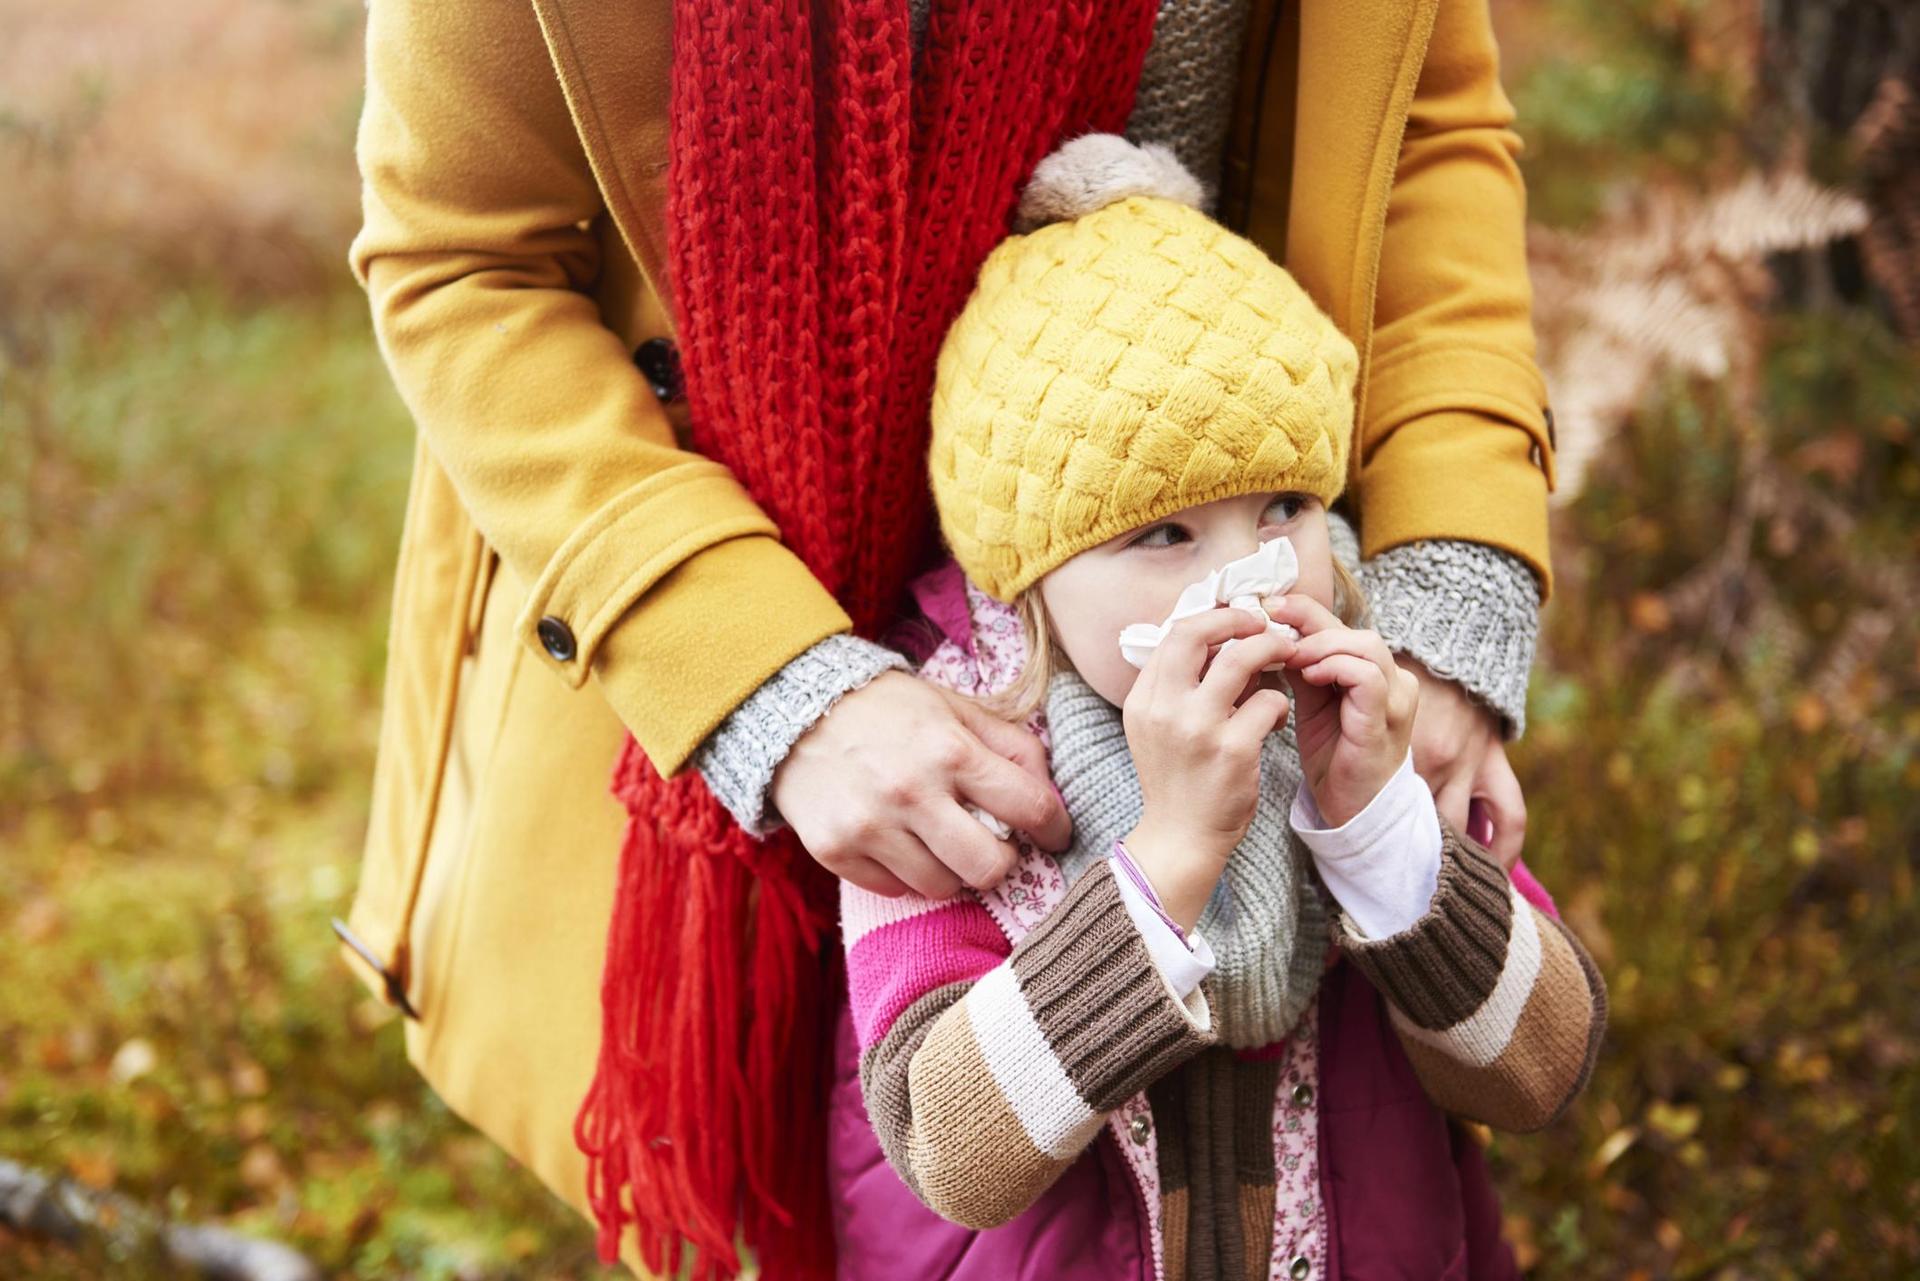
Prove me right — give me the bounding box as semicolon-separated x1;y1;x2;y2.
1265;594;1418;828
1119;607;1295;929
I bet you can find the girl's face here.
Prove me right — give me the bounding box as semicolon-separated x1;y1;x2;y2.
1036;490;1334;708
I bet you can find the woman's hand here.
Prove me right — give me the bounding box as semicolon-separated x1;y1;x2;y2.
770;671;1073;900
1266;595;1419;829
1401;656;1527;869
1120;607;1296;930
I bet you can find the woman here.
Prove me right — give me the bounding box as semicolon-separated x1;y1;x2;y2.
337;0;1559;1275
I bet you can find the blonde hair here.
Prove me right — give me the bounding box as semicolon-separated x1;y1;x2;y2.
972;554;1371;726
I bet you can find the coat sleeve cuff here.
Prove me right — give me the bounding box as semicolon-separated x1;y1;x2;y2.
513;459;775;683
588;531;853;775
1356;402;1556;602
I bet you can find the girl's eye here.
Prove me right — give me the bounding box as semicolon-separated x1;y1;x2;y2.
1263;494;1306;524
1130;523;1189;548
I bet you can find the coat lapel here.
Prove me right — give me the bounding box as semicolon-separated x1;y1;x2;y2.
527;0;677;313
1285;0;1440;472
1285;0;1440;329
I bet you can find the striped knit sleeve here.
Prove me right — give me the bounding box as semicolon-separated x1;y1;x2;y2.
842;862;1216;1229
1327;819;1608;1133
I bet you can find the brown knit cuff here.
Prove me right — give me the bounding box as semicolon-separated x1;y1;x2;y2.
1335;818;1513;1031
1012;863;1216;1111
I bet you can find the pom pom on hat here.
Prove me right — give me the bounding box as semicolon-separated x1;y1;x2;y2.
1013;133;1207;233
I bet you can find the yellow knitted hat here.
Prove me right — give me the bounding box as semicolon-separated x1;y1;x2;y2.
929;134;1359;602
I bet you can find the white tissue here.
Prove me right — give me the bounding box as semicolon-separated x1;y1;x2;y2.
1116;535;1301;670
965;805;1014;840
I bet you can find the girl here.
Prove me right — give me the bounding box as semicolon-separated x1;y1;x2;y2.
828;136;1606;1281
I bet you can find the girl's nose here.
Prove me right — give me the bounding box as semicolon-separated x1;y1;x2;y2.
1219;528;1266;563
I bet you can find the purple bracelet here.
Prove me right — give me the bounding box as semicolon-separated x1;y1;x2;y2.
1110;837;1188;944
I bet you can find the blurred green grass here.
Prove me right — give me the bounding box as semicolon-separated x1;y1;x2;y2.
3;290;407;809
0;289;617;1278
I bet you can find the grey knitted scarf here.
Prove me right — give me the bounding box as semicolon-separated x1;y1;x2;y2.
1043;666;1328;1048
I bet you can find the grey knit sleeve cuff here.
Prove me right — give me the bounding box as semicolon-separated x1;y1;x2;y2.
1355;540;1542;741
691;632;914;838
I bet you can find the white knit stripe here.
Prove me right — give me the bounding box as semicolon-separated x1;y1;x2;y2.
839;884;952;950
967;964;1101;1159
1387;882;1542;1068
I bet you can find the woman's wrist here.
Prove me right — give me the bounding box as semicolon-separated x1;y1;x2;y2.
693;633;914;836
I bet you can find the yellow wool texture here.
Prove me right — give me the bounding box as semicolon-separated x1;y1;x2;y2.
930;195;1359;602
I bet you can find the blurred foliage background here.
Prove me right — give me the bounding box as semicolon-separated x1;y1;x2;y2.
1;0;1915;1277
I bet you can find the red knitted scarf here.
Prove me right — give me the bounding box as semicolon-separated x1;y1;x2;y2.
572;2;1159;1276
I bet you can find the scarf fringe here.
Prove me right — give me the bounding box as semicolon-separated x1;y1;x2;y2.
577;738;839;1279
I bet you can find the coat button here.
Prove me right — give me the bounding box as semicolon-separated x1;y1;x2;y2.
1289;1255;1311;1279
634;336;685;403
536;615;577;662
1128;1114;1152;1145
1292;1082;1314;1108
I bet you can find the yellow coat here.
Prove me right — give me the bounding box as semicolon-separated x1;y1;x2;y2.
338;0;1557;1272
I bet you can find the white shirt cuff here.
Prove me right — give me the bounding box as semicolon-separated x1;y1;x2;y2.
1290;747;1442;939
1108;861;1216;1000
